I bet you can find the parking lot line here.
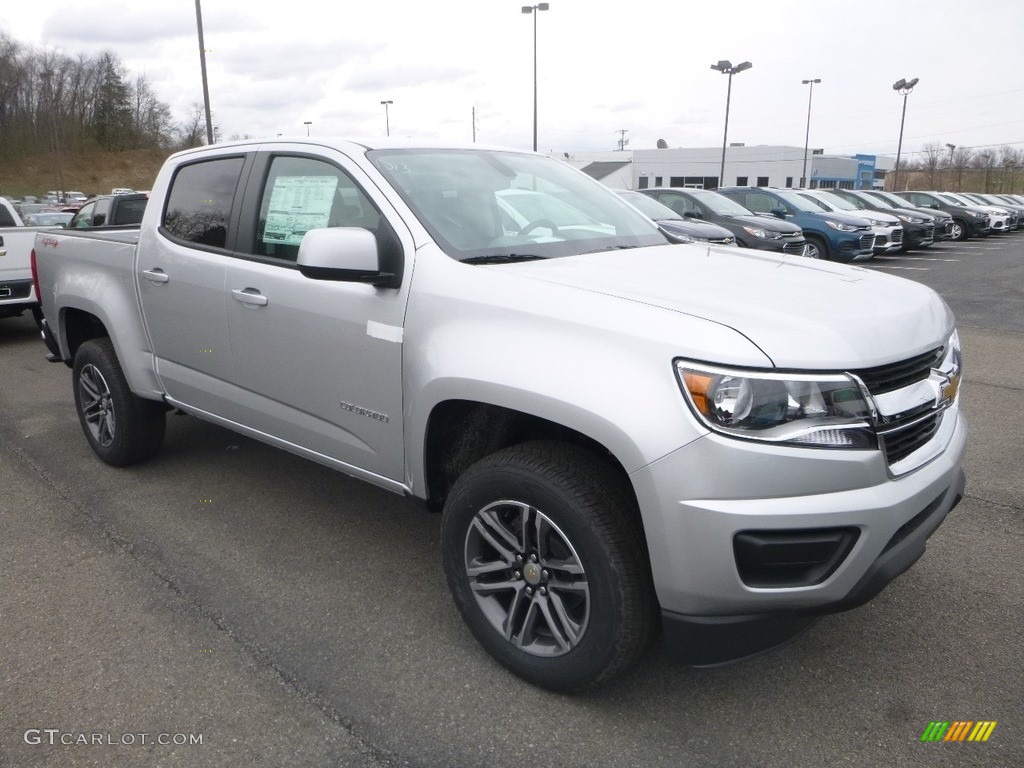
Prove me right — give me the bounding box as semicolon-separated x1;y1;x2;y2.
888;257;960;262
867;265;929;271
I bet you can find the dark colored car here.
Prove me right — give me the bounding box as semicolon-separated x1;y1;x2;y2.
860;190;955;242
958;193;1024;230
69;193;149;229
717;187;874;262
829;189;937;251
638;187;807;255
616;190;736;245
900;191;991;241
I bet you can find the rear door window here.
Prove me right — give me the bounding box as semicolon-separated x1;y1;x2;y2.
163;157;246;248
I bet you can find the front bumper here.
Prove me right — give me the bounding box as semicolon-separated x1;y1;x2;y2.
631;406;967;664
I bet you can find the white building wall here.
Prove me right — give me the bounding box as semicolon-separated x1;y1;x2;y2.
557;147;885;191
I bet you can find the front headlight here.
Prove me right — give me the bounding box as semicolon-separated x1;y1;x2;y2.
825;220;860;232
675;361;877;449
742;225;769;239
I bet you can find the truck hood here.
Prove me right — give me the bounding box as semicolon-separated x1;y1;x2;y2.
494;244;953;369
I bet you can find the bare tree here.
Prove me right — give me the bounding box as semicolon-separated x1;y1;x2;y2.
999;146;1021;194
972;149;998;193
175;103;207;150
919;142;945;189
951;146;973;192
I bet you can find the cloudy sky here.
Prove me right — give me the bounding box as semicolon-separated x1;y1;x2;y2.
3;0;1023;159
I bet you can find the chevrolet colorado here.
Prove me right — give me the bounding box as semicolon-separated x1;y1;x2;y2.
33;139;967;690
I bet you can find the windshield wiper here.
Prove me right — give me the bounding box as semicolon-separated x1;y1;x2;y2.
460;254;546;264
584;244;637;254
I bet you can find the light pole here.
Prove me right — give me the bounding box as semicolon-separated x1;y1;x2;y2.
801;78;821;188
891;77;919;192
303;121;312;137
946;143;956;189
194;0;214;145
521;3;550;152
381;100;393;137
710;59;752;188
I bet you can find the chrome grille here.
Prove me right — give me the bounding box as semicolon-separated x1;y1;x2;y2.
859;233;875;251
782;242;806;255
880;412;942;465
892;229;904;244
852;346;953;469
853;347;943;394
922;225;935;240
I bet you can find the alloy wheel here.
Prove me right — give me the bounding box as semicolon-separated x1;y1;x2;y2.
464;500;590;657
78;363;116;448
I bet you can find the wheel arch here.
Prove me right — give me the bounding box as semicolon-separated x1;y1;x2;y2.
56;299;163;399
420;398;641;516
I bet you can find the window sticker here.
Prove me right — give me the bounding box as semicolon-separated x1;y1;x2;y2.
263;175;339;245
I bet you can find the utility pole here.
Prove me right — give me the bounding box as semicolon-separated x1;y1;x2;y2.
616;129;629;151
194;0;214;145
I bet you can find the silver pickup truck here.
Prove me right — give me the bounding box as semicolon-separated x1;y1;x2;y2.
33;139;967;691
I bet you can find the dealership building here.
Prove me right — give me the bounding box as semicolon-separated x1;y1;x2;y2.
559;146;894;192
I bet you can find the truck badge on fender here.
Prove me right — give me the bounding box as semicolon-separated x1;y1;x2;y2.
339;401;389;423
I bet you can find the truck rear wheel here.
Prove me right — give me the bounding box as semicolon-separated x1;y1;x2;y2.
440;441;655;691
72;338;165;466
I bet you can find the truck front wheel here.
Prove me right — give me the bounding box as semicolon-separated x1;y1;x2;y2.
440;441;655;691
72;338;166;466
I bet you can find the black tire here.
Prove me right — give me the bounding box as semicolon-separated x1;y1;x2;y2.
951;219;970;241
441;441;656;692
72;338;166;466
803;234;827;260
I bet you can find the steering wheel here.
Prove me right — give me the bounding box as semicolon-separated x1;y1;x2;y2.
518;218;561;237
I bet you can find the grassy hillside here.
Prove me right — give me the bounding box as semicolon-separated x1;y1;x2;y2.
0;148;171;200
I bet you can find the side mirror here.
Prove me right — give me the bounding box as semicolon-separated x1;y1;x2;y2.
297;227;394;286
770;207;788;219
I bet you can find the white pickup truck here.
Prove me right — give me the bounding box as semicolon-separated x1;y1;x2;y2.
0;197;61;321
33;139;967;691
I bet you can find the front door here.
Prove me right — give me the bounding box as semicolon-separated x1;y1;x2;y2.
223;151;412;483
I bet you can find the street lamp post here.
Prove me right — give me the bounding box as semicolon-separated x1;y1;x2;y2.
946;143;957;190
801;78;821;188
303;121;312;137
381;100;393;137
521;3;550;152
710;59;752;188
194;0;214;146
891;77;919;192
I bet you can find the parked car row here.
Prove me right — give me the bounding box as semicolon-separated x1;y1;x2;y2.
627;185;1023;263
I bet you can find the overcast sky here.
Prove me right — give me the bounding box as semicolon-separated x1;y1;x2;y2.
3;0;1023;159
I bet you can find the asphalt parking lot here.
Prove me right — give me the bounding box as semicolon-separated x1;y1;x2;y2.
1;234;1022;767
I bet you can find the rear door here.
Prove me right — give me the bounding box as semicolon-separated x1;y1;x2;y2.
221;148;413;483
136;153;251;418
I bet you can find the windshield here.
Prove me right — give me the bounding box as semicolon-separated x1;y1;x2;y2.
863;192;897;209
795;192;835;212
684;189;753;216
774;190;830;213
810;191;859;211
617;191;682;221
878;191;917;209
369;148;666;261
939;193;972;206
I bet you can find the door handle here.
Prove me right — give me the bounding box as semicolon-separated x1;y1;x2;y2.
231;288;268;307
141;268;169;283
